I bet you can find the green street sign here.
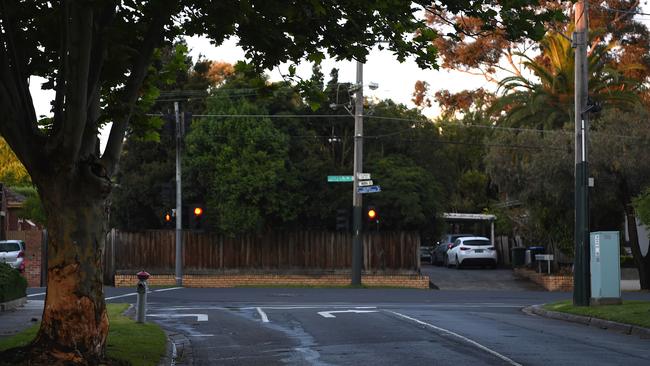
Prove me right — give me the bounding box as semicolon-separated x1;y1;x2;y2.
328;175;353;183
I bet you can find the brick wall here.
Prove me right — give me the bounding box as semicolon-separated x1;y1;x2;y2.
115;273;430;289
7;230;43;287
514;268;573;291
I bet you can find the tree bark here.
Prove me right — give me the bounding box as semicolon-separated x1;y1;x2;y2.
27;165;111;364
624;203;650;290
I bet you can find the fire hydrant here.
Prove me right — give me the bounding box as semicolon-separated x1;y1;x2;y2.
136;270;150;323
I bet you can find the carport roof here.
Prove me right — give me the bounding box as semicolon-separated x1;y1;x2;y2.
443;213;496;221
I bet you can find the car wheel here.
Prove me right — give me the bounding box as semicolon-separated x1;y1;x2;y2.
456;256;462;269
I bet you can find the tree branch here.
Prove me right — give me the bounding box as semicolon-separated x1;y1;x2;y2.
79;2;117;160
101;4;174;176
58;2;94;168
0;0;46;173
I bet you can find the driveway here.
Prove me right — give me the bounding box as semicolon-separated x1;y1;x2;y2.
421;264;544;291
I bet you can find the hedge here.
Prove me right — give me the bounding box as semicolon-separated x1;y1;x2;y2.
0;263;27;303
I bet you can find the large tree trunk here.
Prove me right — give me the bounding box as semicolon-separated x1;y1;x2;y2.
624;202;650;290
28;169;111;364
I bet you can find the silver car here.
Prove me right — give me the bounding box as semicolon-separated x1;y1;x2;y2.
0;240;26;272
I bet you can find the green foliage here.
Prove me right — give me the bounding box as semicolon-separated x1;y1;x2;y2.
365;155;440;230
494;31;642;129
184;92;303;235
11;186;47;225
620;255;635;268
633;187;650;228
0;138;30;186
0;263;27;303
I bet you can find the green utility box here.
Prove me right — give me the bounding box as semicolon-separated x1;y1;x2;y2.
590;231;622;305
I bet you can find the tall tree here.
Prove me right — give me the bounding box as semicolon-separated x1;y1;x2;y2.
0;1;558;363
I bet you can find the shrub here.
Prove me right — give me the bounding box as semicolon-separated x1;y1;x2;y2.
0;263;27;302
620;255;635;268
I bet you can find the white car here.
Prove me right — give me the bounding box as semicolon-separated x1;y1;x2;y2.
0;240;26;272
446;236;497;269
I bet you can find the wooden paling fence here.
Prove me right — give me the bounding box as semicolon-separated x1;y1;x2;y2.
104;230;420;282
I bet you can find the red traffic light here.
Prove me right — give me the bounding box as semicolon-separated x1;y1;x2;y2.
368;209;377;219
164;213;172;222
194;207;203;216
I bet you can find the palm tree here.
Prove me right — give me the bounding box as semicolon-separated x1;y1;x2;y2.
493;31;642;129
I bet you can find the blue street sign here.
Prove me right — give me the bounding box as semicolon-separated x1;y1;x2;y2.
357;185;381;194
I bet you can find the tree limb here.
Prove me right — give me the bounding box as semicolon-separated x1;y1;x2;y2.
58;2;94;168
101;3;174;176
0;0;46;173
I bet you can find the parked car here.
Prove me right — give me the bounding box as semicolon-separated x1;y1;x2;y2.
0;240;26;272
446;236;496;269
431;234;474;266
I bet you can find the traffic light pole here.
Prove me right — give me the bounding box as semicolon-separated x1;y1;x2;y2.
351;60;363;286
573;0;590;306
174;102;183;286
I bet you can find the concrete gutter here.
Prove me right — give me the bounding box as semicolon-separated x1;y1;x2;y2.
0;296;26;312
523;304;650;339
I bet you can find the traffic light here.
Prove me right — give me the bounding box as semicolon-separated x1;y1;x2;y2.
190;205;204;230
367;206;378;223
163;210;175;228
336;209;349;232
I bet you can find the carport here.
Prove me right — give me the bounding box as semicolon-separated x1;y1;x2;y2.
442;213;496;247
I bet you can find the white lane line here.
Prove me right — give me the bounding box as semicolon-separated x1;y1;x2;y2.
27;292;46;297
149;313;208;322
105;292;137;300
256;307;270;323
154;287;183;293
388;311;522;366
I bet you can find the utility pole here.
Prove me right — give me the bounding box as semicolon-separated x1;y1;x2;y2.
351;60;364;286
573;0;590;306
174;102;183;286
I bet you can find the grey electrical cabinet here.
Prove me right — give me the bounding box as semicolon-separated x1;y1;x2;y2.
590;231;622;305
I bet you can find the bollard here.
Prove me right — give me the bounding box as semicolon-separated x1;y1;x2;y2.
136;270;150;323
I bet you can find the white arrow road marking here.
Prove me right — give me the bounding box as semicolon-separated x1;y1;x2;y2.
317;310;378;318
148;314;208;322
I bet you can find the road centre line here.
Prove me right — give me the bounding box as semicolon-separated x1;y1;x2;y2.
105;293;137;300
27;292;46;297
256;307;270;322
154;287;184;292
105;287;183;301
387;310;522;366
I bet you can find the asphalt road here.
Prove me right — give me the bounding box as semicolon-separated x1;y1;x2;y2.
24;287;650;366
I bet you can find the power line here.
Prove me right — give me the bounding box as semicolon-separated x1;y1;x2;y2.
596;4;650;17
146;112;647;140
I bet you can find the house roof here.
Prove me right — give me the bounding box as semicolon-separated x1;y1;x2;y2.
442;213;496;222
3;186;26;208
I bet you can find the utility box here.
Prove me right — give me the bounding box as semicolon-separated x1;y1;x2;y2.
590;231;622;305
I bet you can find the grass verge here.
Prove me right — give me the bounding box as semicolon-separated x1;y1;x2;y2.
0;303;166;366
543;300;650;328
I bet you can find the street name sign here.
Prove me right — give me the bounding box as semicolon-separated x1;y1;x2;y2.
357;173;371;180
358;180;373;187
328;175;353;183
357;185;381;194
